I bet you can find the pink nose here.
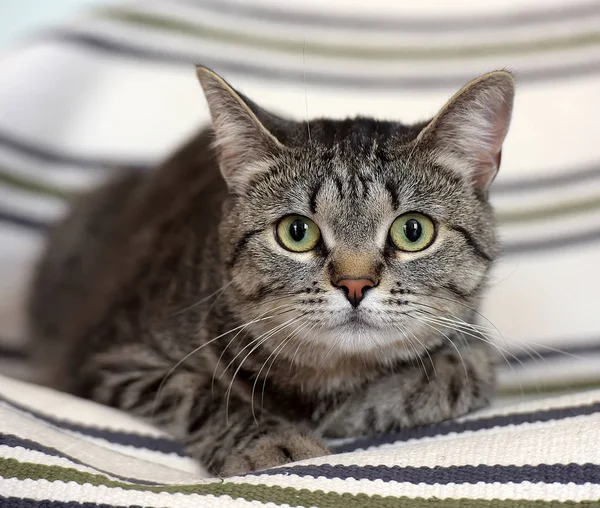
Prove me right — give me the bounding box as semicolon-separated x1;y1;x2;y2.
334;278;376;307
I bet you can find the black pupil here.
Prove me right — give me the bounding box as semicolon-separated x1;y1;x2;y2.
403;219;422;243
290;219;308;242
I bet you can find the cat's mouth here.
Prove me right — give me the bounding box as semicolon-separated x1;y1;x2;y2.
338;307;387;330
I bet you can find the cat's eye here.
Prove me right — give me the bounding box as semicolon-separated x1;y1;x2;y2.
389;213;436;252
275;215;321;253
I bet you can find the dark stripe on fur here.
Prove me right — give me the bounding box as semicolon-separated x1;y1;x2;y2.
356;173;371;198
227;229;261;269
332;176;344;197
450;225;493;262
309;180;323;214
385;181;400;210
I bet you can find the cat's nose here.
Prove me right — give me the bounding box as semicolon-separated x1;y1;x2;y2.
334;278;376;307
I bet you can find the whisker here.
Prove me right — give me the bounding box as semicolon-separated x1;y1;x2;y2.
409;314;470;389
224;314;307;423
153;304;295;417
395;324;427;379
253;320;311;423
170;280;234;317
395;323;436;381
409;307;531;395
211;302;296;394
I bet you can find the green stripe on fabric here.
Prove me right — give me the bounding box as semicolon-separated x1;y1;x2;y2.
2;457;600;507
497;195;600;224
0;168;71;199
95;7;600;61
499;378;600;397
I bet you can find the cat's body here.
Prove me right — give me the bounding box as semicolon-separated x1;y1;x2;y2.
29;68;514;476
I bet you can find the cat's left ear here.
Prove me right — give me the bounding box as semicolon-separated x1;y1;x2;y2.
416;70;515;192
196;65;285;191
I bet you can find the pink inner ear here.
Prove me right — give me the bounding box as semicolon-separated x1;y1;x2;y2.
472;149;502;190
468;94;511;190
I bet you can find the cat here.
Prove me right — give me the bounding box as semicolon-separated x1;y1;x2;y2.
28;66;514;476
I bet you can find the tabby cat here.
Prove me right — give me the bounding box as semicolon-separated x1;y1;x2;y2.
29;67;514;476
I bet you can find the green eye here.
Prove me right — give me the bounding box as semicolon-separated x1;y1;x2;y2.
275;215;321;252
389;213;436;252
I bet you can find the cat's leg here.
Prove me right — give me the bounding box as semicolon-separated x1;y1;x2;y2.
77;350;329;476
188;404;329;477
318;343;495;438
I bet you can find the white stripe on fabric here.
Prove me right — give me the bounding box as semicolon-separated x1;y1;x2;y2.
0;375;168;437
459;388;600;421
0;402;205;482
484;248;600;344
0;445;133;483
230;475;600;502
296;412;600;468
62;431;202;476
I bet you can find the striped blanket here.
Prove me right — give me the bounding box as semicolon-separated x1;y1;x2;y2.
2;373;600;506
1;0;600;505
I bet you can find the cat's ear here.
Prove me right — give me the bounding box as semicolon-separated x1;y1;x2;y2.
416;70;515;192
196;65;285;190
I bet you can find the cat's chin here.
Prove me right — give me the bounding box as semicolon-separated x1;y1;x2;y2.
310;318;416;357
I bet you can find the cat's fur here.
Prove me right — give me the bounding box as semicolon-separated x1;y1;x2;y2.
28;67;514;476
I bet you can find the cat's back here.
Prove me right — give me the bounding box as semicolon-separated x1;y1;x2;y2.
28;128;224;383
28;167;140;338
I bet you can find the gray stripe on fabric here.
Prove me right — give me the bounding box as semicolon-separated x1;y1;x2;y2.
0;209;48;230
332;400;600;453
0;127;150;172
36;30;600;90
178;0;600;33
0;396;186;457
502;226;600;255
250;462;600;485
495;164;600;193
506;339;600;364
0;498;133;508
0;433;158;485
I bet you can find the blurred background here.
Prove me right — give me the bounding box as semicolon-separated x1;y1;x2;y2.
0;0;599;399
0;1;108;47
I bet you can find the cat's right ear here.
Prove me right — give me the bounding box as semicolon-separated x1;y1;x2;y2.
196;66;285;191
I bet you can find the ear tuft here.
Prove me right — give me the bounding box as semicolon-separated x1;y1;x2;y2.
196;65;284;191
418;70;515;192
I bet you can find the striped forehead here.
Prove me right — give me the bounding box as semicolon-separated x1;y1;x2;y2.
308;172;394;245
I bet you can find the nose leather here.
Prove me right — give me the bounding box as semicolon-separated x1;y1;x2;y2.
334;278;376;307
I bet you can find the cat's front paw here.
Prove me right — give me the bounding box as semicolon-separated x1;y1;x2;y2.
218;432;329;477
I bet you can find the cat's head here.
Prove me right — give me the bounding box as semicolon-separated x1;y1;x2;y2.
197;67;514;365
